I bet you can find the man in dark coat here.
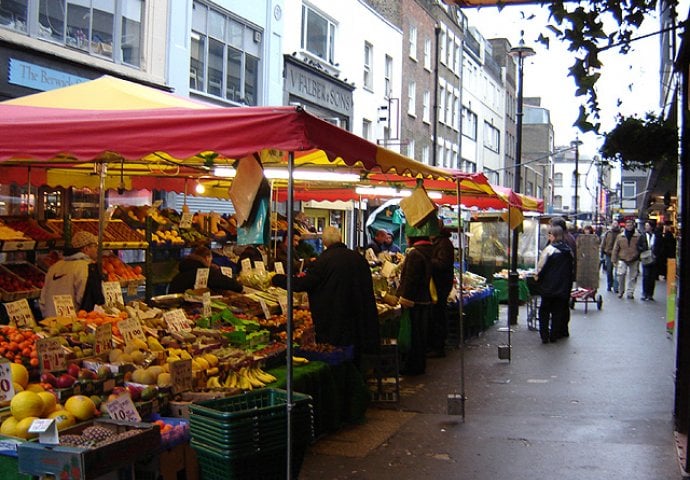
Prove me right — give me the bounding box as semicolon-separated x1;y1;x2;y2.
639;220;663;301
535;225;574;343
428;224;455;357
169;246;243;294
272;226;380;366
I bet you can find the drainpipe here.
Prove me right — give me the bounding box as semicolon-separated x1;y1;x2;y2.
432;24;440;167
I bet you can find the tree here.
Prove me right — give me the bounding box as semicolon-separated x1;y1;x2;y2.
599;112;678;170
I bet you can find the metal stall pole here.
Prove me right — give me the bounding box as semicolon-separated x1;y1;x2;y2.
96;160;107;274
448;179;466;419
286;152;295;479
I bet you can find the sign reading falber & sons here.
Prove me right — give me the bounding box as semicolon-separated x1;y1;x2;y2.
284;55;353;117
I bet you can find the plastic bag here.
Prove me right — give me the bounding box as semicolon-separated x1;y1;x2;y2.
237;196;268;245
397;308;412;353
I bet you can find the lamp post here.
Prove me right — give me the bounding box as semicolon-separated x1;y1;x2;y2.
507;39;535;327
571;137;582;229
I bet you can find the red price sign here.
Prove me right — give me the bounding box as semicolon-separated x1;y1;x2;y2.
94;323;113;356
0;360;15;402
53;295;76;318
37;338;66;373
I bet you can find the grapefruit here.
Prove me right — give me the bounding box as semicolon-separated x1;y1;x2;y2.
0;416;18;437
37;391;57;417
14;416;39;439
47;410;76;431
13;382;23;393
64;395;97;421
25;383;45;393
10;363;29;389
10;391;44;420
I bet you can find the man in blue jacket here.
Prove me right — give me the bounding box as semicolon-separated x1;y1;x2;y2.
535;225;574;343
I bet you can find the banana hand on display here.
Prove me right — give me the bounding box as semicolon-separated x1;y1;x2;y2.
253;367;277;384
292;356;310;365
206;376;221;389
241;367;266;389
224;371;238;388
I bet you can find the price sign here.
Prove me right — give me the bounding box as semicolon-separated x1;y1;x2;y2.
29;418;58;445
37;337;66;372
220;267;233;278
277;295;288;315
118;317;147;345
102;281;124;306
4;299;36;328
241;258;252;272
179;212;193;229
53;295;76;318
163;309;190;333
0;360;15;402
202;292;212;318
170;359;193;394
254;261;266;273
94;323;113;356
275;262;284;275
194;268;209;289
106;393;142;423
259;299;272;319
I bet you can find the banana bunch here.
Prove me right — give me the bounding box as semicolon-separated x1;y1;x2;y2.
292;356;310;365
223;366;277;391
206;376;222;389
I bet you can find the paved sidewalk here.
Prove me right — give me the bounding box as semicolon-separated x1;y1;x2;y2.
299;280;679;479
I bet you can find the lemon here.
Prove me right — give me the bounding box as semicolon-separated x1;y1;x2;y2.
0;416;18;437
37;391;57;417
10;391;44;420
14;416;39;439
65;395;97;421
10;364;29;389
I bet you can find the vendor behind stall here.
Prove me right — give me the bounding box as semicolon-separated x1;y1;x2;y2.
168;246;243;294
39;231;104;318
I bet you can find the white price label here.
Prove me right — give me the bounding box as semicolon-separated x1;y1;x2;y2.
163;309;190;333
179;212;193;229
277;295;288;315
259;299;272;319
29;418;58;445
275;262;284;275
118;317;147;344
0;360;15;402
202;292;212;318
94;323;113;356
53;295;76;318
4;299;36;328
171;359;193;394
194;268;209;289
220;267;233;278
102;281;125;306
37;337;66;373
254;261;266;273
106;393;142;423
241;258;252;272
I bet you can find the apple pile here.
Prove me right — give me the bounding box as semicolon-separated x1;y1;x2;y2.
0;271;36;294
40;363;112;390
2;263;45;289
5;219;60;242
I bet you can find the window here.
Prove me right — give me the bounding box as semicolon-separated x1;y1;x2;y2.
462;107;477;140
423;38;431;70
439;84;445;124
363;42;373;90
362;119;371;141
483;122;500;153
2;1;143;67
554;172;563;187
406;139;415;159
452;91;459;130
622;181;636;199
407;81;416;116
422;91;430;123
445;90;453;125
191;2;262;105
422;145;430;165
554;195;563;209
408;26;417;60
301;4;335;64
384;54;393;97
439;27;446;66
483;168;499;184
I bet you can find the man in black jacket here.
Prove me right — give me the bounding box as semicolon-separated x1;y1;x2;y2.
169;246;243;294
428;224;455;358
535;226;574;343
272;226;380;367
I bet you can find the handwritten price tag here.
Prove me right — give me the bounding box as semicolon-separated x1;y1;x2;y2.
171;359;193;394
0;360;15;402
163;309;190;333
241;258;252;272
277;295;288;315
202;292;212;318
29;418;58;445
118;317;147;344
254;261;266;273
53;295;76;318
220;267;233;278
37;337;66;372
4;299;36;328
102;281;124;306
275;262;284;274
179;212;193;229
259;299;272;319
194;268;209;289
94;323;113;356
106;393;142;423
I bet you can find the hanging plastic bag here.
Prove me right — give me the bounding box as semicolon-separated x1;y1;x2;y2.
397;308;412;353
237;196;269;245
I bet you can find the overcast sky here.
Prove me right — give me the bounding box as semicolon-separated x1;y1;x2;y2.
464;3;685;159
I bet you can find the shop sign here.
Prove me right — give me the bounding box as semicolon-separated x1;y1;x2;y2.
285;60;353;116
8;58;88;92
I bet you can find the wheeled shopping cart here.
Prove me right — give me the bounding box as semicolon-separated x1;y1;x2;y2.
570;234;603;312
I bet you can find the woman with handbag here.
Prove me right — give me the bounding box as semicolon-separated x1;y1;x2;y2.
639;221;662;301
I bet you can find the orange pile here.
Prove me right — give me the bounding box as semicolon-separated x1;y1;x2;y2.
0;326;39;368
102;255;144;283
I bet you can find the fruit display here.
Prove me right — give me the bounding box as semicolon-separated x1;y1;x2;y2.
2;217;61;246
45;219;147;248
0;220;31;242
1;262;46;289
135;227;185;246
0;268;41;301
0;327;39;370
102;254;145;284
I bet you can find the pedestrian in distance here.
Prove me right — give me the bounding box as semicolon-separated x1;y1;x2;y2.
549;217;576;337
428;222;455;358
39;231;105;318
611;218;643;300
659;223;676;280
639;220;663;301
600;221;621;293
535;225;574;343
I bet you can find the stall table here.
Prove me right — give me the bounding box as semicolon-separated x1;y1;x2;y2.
491;277;531;303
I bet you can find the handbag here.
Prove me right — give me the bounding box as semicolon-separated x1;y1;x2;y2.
640;249;656;266
397;309;412;354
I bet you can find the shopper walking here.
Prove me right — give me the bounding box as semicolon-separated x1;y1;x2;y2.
611;218;643;300
600;221;621;293
639;221;663;301
428;223;455;358
535;226;574;343
549;216;576;337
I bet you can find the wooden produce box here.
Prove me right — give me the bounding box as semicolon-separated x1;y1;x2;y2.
17;419;160;480
46;219;148;249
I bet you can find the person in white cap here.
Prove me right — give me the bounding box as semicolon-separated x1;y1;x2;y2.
39;231;104;318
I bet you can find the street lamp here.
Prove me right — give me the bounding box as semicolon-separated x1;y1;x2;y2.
507;39;535;327
571;137;582;229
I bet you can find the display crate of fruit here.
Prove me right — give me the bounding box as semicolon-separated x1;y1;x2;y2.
0;267;41;302
45;219;148;249
0;220;35;252
2;217;62;250
17;418;160;480
1;262;46;290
